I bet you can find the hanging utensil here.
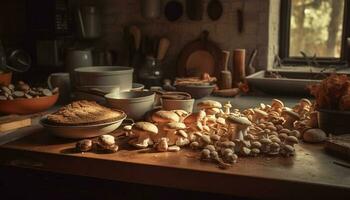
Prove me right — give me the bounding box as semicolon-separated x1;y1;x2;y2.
130;25;142;69
219;50;231;89
141;0;161;19
232;49;246;87
157;37;170;61
152;37;160;58
120;27;132;66
0;40;9;71
186;0;204;21
207;0;223;21
246;49;257;75
130;25;141;52
0;41;30;73
164;0;184;22
77;6;101;39
237;0;245;34
6;49;31;72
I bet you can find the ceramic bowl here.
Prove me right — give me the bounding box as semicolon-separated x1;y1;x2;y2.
76;83;145;93
74;66;134;91
130;83;145;91
175;84;215;99
76;85;120;94
318;109;350;135
161;98;195;113
40;111;126;139
105;91;155;120
0;93;59;115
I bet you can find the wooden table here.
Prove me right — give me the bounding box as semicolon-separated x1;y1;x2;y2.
0;96;350;199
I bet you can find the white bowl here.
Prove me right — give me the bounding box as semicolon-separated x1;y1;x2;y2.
76;83;144;93
105;91;155;120
77;85;120;93
74;66;133;91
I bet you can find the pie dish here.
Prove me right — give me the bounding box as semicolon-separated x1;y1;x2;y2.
40;116;125;139
41;100;126;139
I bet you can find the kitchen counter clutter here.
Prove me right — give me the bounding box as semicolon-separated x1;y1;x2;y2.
0;95;350;199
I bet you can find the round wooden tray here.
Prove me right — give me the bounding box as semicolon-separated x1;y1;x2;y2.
177;31;223;79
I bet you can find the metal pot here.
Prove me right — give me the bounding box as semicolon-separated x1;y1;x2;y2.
74;66;134;92
141;0;160;19
77;6;101;39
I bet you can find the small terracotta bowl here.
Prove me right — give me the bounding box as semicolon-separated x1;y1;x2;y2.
0;93;59;115
175;84;215;99
0;72;12;86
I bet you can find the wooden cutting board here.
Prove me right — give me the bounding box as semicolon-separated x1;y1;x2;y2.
0;115;32;132
0;110;51;145
325;134;350;161
177;31;222;78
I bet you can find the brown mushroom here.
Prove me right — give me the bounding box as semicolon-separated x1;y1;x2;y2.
226;116;252;140
197;100;222;110
285;135;299;146
129;122;158;148
271;99;284;113
155;137;169;152
281;110;300;129
253;109;268;123
281;144;295;157
164;122;187;145
171;110;189;121
152;110;180;124
205;107;221;115
223;101;232;114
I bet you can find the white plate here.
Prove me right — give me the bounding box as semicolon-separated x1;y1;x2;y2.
246;70;321;95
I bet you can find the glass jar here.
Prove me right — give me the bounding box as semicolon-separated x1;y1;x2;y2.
138;56;163;88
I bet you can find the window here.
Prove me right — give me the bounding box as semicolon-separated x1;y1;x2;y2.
280;0;350;66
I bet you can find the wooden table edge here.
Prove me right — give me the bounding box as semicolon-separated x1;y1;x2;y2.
0;147;349;199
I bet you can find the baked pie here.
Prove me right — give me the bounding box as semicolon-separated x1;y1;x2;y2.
47;100;123;125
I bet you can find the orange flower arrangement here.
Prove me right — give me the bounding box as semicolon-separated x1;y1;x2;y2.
309;74;350;110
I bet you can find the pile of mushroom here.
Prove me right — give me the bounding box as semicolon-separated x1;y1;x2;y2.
76;134;119;153
123;98;327;169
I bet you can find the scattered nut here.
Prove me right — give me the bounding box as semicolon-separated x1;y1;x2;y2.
168;145;181;152
251;148;260;156
156;138;169;152
240;147;251;156
42;89;53;96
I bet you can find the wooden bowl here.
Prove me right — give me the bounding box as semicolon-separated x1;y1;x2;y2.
0;72;12;86
175;84;215;99
318;109;350;135
0;93;59;115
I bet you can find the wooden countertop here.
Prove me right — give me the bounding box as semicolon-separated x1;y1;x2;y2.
0;96;349;199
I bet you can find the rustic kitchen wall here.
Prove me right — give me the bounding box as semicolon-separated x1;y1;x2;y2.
0;0;280;79
0;0;26;46
81;0;279;78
